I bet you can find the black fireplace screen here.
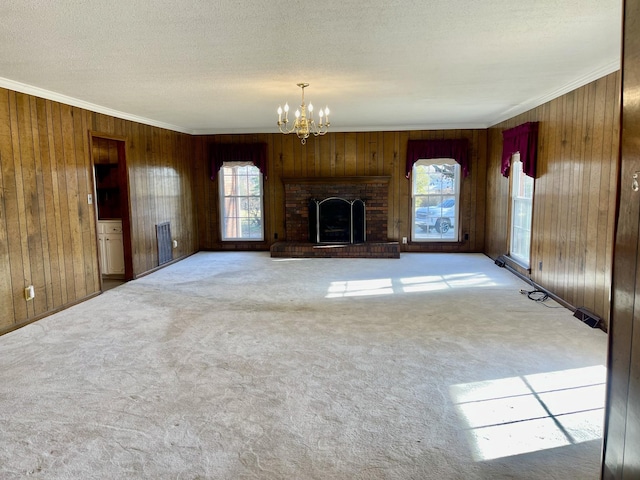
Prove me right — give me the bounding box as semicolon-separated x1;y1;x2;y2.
308;197;366;244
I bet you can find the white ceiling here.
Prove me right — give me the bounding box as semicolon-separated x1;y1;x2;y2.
0;1;622;135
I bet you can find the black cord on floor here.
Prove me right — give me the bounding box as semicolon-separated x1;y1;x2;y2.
519;288;564;308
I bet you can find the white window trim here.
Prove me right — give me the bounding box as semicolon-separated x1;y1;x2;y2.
411;158;461;243
219;162;264;241
508;153;534;268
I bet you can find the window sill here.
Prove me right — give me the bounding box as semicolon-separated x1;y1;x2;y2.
506;255;531;273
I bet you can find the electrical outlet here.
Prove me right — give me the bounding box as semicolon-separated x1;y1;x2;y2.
172;240;178;249
538;261;543;271
24;285;35;301
87;194;93;204
402;237;407;244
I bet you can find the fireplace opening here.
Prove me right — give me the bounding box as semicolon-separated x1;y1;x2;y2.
309;197;366;244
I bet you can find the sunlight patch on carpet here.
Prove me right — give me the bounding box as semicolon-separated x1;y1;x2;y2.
450;365;606;461
325;278;394;297
326;272;499;297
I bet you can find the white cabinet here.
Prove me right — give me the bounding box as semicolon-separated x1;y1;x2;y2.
98;220;125;276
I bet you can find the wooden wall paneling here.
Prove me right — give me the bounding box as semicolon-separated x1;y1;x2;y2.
485;71;619;326
131;122;145;273
145;126;158;269
74;107;98;297
300;136;309;178
60;103;86;300
156;128;167;227
567;85;584;305
378;132;402;241
126;122;141;273
175;133;188;252
140;123;154;272
355;133;365;176
49;101;71;305
116;138;133;281
173;134;183;248
0;88;199;333
33;97;55;311
25;95;48;316
543;97;561;289
458;131;472;247
533;102;551;286
571;84;587;307
265;136;277;241
328;134;336;177
162;128;172;226
365;133;375;176
376;132;385;176
397;131;410;244
557;92;573;300
10;92;33;319
315;136;328;177
0;89;16;329
309;134;320;177
465;130;477;247
483;128;499;257
604;73;621;319
192;137;203;247
581;80;599;311
475;129;488;251
345;133;357;176
204;136;215;246
281;134;295;178
199;128;496;253
333;133;344;176
587;78;608;317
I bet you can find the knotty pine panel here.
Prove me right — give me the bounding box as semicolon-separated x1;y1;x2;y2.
485;71;620;328
195;129;487;253
0;86;197;335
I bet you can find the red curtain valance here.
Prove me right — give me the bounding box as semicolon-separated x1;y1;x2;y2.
209;143;268;180
501;122;538;178
405;139;470;178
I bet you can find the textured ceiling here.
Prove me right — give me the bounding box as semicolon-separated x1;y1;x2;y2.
0;0;622;134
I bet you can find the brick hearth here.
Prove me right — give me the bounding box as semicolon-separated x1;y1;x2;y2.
270;241;400;259
271;176;398;258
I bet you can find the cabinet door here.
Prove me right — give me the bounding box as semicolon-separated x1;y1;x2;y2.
105;233;125;275
98;235;107;273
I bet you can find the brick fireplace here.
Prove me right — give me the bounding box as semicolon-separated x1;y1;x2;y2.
270;176;400;258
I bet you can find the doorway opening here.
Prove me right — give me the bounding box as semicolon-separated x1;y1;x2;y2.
90;133;133;289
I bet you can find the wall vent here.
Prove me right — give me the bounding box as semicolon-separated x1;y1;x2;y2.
573;307;602;328
156;222;173;266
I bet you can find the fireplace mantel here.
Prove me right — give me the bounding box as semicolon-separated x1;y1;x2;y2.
282;176;390;185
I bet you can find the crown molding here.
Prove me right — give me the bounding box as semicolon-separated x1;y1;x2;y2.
0;77;192;134
488;60;621;127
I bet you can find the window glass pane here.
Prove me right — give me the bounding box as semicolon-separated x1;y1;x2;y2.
509;160;533;266
219;164;264;241
412;161;460;242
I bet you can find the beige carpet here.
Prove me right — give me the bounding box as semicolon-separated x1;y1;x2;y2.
0;252;607;479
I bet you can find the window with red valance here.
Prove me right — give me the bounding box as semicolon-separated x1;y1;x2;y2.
405;139;470;178
501;122;538;178
209;143;268;180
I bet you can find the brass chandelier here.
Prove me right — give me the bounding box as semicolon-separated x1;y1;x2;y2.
277;83;330;144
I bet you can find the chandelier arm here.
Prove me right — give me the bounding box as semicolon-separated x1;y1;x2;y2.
277;83;330;142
